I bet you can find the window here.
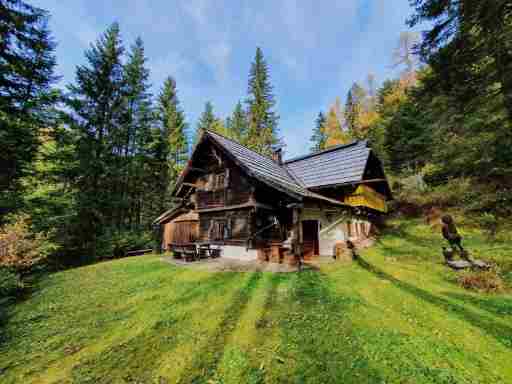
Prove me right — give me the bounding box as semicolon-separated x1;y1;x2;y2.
217;173;225;190
208;219;230;241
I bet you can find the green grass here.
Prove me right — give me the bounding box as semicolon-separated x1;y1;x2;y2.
1;218;512;383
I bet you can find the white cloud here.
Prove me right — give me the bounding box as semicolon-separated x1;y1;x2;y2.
150;51;196;86
204;40;232;82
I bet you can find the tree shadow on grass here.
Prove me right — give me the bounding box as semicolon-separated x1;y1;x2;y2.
276;270;384;384
0;268;52;349
443;292;512;317
355;257;512;350
177;272;264;384
66;272;243;384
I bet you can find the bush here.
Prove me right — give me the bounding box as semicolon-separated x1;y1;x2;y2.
96;229;154;260
0;267;23;300
457;267;505;293
477;212;498;239
0;213;56;272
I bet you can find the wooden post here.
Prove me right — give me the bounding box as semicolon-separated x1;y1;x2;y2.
292;207;301;258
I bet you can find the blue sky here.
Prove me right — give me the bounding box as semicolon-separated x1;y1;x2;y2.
35;0;423;158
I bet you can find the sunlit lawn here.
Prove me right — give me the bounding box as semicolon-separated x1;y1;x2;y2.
1;219;512;383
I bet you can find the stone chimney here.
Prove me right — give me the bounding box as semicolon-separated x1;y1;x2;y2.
271;148;283;165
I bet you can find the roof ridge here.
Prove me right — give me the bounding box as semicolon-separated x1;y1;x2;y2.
284;140;367;164
205;129;268;158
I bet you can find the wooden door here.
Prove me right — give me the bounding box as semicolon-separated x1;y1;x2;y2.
302;220;319;260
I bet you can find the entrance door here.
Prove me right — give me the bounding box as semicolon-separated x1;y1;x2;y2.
302;220;319;260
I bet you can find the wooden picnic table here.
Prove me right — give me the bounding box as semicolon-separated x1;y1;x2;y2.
169;242;222;261
195;242;222;258
169;242;198;261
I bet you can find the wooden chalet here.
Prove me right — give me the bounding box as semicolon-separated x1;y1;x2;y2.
154;130;391;263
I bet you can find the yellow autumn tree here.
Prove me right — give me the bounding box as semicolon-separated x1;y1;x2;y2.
324;102;351;148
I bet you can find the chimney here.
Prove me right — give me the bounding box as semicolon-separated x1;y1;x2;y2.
271;148;283;165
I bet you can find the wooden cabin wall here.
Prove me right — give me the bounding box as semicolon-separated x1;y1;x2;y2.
182;142;296;251
193;149;254;210
199;209;252;245
162;221;199;248
162;222;173;249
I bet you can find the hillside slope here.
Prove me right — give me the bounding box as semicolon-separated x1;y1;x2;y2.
1;219;511;384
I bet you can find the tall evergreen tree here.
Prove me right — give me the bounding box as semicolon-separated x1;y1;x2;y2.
154;76;188;213
196;101;216;137
120;37;154;228
0;0;57;214
409;0;512;194
66;23;125;251
245;47;279;155
310;111;327;152
226;101;248;143
157;77;187;168
409;0;512;122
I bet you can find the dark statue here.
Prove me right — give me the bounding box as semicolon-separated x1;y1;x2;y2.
441;215;471;263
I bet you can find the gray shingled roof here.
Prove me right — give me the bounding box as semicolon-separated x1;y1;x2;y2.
206;131;308;198
284;141;370;189
206;131;368;207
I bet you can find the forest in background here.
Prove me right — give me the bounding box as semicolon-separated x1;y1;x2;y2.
1;0;511;292
310;1;512;233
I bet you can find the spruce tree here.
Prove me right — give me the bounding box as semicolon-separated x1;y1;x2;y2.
409;0;512;122
0;0;57;214
310;111;327;152
196;101;216;139
227;101;248;143
155;76;188;212
121;37;153;228
245;47;279;155
67;23;125;250
158;77;188;167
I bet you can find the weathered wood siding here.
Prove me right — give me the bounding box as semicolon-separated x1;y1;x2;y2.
162;219;199;249
199;209;252;245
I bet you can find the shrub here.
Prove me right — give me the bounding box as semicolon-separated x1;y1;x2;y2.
0;213;56;272
477;212;498;239
96;229;154;259
457;267;505;293
0;267;23;300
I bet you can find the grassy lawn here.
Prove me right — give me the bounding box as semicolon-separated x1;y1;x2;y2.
1;218;511;383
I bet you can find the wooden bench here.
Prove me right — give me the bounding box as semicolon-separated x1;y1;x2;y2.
125;249;153;257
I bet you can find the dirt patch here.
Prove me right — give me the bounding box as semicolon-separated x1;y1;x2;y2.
160;257;336;273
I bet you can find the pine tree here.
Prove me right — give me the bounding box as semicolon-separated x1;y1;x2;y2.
154;76;188;214
121;37;154;228
196;101;216;139
0;0;57;214
158;77;187;167
409;0;512;122
245;47;279;155
226;101;248;143
67;23;125;250
310;112;327;152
